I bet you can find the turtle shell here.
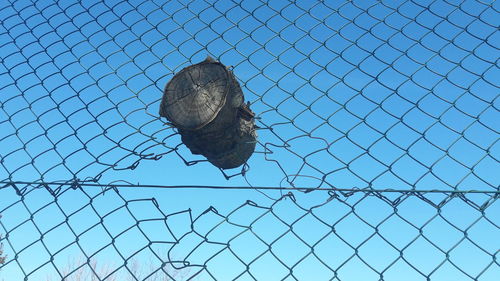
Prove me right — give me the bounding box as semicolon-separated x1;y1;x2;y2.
159;57;231;130
206;116;257;169
179;115;257;169
160;56;257;169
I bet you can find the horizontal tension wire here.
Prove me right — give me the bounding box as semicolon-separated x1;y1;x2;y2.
1;181;499;194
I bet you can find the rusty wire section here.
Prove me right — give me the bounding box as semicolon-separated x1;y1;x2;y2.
0;0;499;280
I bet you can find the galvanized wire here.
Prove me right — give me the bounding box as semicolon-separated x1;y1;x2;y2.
0;0;499;280
1;181;499;280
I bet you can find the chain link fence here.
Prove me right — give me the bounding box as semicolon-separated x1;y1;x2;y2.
0;0;499;280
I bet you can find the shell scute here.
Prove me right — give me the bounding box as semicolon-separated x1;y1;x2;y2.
160;59;229;130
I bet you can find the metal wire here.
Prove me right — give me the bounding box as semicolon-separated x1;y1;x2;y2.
2;180;500;194
0;0;498;280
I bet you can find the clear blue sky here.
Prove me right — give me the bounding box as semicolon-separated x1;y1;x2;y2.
0;0;499;280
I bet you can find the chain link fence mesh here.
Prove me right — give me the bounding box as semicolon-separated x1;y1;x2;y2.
0;0;499;280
